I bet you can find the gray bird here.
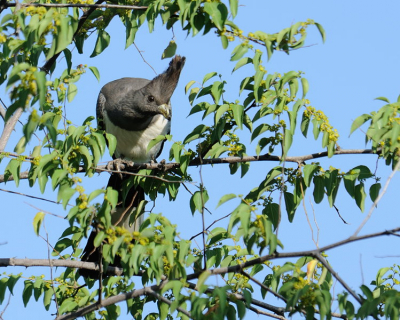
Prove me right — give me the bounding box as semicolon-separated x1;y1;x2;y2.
80;56;186;278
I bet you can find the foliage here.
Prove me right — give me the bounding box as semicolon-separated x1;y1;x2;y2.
0;0;399;319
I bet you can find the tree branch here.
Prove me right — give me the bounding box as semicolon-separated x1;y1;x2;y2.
186;227;400;299
0;148;379;184
0;107;23;152
353;159;400;237
55;282;168;320
41;0;107;74
6;2;147;10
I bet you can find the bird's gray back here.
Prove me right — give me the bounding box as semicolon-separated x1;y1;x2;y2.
96;77;151;130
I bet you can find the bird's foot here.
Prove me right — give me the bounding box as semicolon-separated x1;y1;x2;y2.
158;159;167;172
107;159;134;179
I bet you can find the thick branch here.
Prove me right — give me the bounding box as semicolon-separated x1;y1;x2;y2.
0;148;378;184
186;227;400;299
5;2;147;10
56;282;168;320
41;0;107;73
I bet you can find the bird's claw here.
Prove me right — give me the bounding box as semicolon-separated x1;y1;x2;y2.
107;159;134;179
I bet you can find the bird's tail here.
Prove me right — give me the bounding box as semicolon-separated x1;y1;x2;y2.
79;173;144;279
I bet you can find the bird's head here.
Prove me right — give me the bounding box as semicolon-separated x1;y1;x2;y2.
139;55;186;119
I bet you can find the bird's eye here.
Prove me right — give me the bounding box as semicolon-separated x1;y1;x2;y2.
147;95;155;103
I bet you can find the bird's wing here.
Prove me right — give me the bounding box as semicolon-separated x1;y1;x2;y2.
96;77;151;132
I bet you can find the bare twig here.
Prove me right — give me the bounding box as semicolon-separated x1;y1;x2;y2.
189;212;231;241
0;294;11;320
0;188;66;207
241;270;286;302
315;252;361;304
353;160;400;237
134;43;158;76
43;221;60;314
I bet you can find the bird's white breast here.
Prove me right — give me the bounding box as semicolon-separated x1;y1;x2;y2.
103;111;170;162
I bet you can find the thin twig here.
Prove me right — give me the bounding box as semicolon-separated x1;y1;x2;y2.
0;188;66;207
353;159;400;237
146;286;192;318
133;43;158;76
241;270;286;302
26;203;65;219
43;221;60;314
189;211;231;241
0;294;11;320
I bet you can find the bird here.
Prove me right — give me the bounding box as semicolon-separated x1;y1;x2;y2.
80;56;186;278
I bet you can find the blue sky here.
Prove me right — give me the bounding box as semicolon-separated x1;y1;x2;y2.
1;1;400;318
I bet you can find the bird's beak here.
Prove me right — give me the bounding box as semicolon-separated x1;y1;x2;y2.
158;104;171;120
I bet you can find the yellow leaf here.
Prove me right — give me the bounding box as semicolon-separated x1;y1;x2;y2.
33;212;45;236
306;259;318;282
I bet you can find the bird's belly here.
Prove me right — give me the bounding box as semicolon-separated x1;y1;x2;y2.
104;113;170;161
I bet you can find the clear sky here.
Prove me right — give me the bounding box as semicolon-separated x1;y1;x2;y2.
1;1;400;319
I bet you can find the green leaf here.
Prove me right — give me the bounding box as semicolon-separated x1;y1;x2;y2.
67;83;78;103
43;287;53;311
283;129;293;159
216;193;236;208
355;183;366;212
263;202;280;230
183;124;208;144
203;2;228;31
63;49;72;74
33;211;45;236
106;187;119;208
105;133;117;157
303;164;319;187
94;231;106;248
90;29;111;58
284;192;295;222
313;176;324;204
0;278;7;304
79;145;92;171
232;57;252;73
301;77;309;98
190;189;209;214
229;0;238;18
89;66;100;82
230;43;249;61
314;22;326;43
369;183;381;203
59;299;78;314
202;72;218;85
147;135;166;152
300;112;310;138
162;41;177;59
5;159;21;186
7;274;20;295
231;104;244;130
22;280;33;307
185;80;196;94
350;114;371;135
220;34;229;49
375;96;390;103
211;81;223;103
